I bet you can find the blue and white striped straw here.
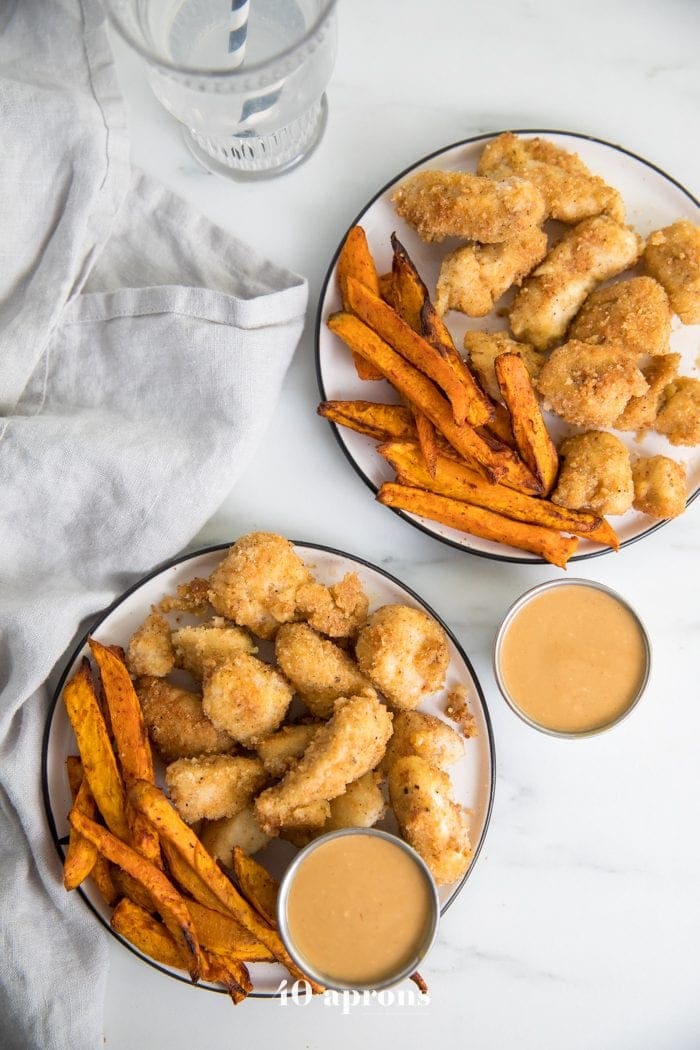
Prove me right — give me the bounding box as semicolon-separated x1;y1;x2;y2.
229;0;250;67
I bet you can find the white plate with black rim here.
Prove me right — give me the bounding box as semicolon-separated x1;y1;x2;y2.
43;541;495;997
315;129;700;563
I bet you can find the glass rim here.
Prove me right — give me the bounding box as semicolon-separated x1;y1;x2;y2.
105;0;339;79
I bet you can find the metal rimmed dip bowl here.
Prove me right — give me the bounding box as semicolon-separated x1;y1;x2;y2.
493;579;652;739
277;827;440;992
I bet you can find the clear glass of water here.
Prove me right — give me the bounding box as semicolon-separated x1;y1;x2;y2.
106;0;338;179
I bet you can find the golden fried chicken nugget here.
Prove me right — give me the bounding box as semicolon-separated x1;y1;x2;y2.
295;572;369;640
199;804;271;862
207;533;311;639
615;353;680;432
172;621;256;679
569;276;672;356
355;605;450;711
127;609;174;678
654;377;700;446
254;692;393;834
379;710;464;775
435;227;548;317
202;653;293;748
135;676;235;763
510;216;644;350
632;456;687;518
274;623;372;718
392;170;546;244
256;723;322;779
552;431;633;516
537;341;648;427
478;132;625;223
323;771;386;832
643;220;700;324
165;755;268;824
389;755;471;885
464;330;544;402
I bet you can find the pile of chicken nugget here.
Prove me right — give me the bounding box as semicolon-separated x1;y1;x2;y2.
320;133;700;561
62;533;474;1000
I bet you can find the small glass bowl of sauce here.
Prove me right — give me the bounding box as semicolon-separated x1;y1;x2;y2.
493;579;651;738
277;827;440;991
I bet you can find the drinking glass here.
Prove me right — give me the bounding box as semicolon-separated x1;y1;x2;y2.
106;0;338;179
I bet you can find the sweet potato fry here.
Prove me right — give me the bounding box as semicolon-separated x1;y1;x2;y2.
378;272;395;307
63;659;129;840
391;234;494;426
346;276;482;427
65;755;117;904
378;441;618;547
111;899;251;1004
377;482;579;568
328;312;542;491
128;780;323;992
88;639;160;865
187;898;274;963
478;401;516;448
162;840;231;914
336;226;383;381
413;409;438;477
232;846;279;927
494;353;560;495
64;756;98;891
69;808;202;982
317;400;416;442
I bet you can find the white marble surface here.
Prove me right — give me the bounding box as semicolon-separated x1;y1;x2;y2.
103;2;700;1047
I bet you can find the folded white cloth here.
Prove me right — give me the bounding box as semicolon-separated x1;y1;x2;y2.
0;2;307;1047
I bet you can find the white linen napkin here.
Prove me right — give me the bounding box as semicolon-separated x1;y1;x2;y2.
0;2;307;1047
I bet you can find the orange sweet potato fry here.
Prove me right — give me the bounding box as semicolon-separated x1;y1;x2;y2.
128;780;323;992
63;660;129;841
346;276;483;427
413;409;438;477
64;756;99;892
336;226;383;381
232;846;279;928
378;440;617;546
377;482;579;568
88;639;160;865
69;808;202;982
327;312;543;490
494;353;560;496
317;400;416;442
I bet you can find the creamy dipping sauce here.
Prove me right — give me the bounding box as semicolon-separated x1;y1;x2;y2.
498;584;648;734
285;833;434;986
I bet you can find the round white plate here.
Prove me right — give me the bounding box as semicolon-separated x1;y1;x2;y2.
315;130;700;563
43;542;495;997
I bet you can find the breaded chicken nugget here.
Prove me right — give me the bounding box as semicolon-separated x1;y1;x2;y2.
324;771;386;832
632;456;687;518
165;755;268;824
136;676;235;763
510;216;644;350
392;170;545;244
199;804;271;862
464;330;544;402
254;692;393;834
127;609;174;677
552;431;633;516
537;341;648;427
615;353;680;432
654;377;700;446
435;227;548;317
295;572;369;640
643;220;700;324
158;577;210;617
478;132;625;223
569;276;672;356
389;755;471;885
379;710;464;774
275;623;372;718
256;723;322;779
207;532;310;639
355;605;450;711
202;652;293;747
172;621;256;679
